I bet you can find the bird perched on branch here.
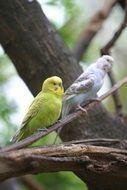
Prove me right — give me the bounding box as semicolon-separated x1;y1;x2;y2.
12;76;64;142
62;55;114;118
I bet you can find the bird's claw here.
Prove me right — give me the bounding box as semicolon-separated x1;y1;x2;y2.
37;128;49;132
57;119;62;123
76;105;87;114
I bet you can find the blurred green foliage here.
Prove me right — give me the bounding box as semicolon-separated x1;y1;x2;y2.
0;54;17;146
36;172;87;190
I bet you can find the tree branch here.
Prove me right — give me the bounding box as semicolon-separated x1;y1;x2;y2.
1;76;127;153
20;175;46;190
65;138;127;149
101;1;127;55
72;0;117;61
1;142;127;190
108;71;123;116
97;76;127;101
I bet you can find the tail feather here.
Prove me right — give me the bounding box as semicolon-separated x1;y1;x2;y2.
62;102;71;119
10;129;24;143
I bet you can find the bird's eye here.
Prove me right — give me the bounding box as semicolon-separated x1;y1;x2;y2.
53;82;56;85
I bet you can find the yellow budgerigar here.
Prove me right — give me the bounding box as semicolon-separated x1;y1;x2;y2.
12;76;64;142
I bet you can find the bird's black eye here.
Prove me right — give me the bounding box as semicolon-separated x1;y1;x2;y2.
53;82;56;85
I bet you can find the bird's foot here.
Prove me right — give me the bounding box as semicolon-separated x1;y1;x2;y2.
57;119;62;123
37;128;49;132
76;105;87;114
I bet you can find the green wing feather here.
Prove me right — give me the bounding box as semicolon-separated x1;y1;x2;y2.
12;92;43;141
21;93;42;128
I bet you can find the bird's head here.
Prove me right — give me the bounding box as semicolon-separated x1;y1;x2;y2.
42;76;64;97
97;55;114;72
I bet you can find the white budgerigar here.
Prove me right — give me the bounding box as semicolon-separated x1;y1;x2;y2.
62;55;114;118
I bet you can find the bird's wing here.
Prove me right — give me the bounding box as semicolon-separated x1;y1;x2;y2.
11;93;44;142
64;78;94;100
21;93;43;128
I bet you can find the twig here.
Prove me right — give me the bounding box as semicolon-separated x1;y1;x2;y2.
20;175;45;190
63;138;127;149
97;76;127;101
64;138;121;146
1;76;127;152
101;1;127;116
101;1;127;55
72;0;117;61
108;71;123;116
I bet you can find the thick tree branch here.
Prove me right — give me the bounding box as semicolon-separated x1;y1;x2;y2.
72;0;117;61
1;142;127;190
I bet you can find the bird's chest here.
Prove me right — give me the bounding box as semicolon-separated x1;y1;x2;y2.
92;74;104;94
47;98;61;121
35;96;62;128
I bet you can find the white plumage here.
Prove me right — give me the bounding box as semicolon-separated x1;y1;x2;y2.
62;55;114;118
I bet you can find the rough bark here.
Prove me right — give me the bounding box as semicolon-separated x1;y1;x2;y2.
0;0;81;95
1;143;127;190
0;1;127;190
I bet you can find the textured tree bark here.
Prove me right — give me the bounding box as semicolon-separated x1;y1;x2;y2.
0;0;127;190
1;142;127;190
0;0;82;95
